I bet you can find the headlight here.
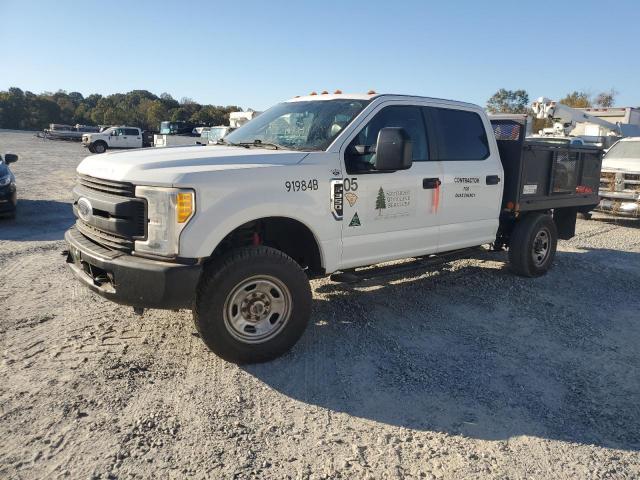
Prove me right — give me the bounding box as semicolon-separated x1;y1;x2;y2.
0;175;11;187
134;186;195;257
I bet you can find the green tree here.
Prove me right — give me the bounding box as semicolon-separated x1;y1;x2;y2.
486;89;529;114
559;91;592;108
376;187;386;215
595;89;617;108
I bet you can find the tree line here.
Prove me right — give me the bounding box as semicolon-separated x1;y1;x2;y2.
0;86;623;132
486;88;619;114
0;88;244;131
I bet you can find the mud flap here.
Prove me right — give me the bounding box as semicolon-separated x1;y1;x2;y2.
553;207;577;240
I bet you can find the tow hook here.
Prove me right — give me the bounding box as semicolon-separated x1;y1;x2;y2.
133;307;145;316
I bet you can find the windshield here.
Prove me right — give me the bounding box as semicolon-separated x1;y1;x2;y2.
605;141;640;160
224;99;370;151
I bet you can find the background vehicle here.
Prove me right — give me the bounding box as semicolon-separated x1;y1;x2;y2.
65;93;603;364
532;97;640;148
0;153;18;218
82;126;143;153
598;137;640;216
155;120;204;147
159;120;196;135
38;123;100;141
199;125;236;144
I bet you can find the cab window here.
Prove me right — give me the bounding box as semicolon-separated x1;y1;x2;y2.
425;107;489;161
345;105;428;174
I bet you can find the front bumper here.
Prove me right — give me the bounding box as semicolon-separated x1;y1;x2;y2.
0;185;17;213
597;197;640;217
65;227;202;309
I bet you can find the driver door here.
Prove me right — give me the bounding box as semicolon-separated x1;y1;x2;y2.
339;103;443;269
110;128;123;148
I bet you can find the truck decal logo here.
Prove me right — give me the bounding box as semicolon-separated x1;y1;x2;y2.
345;192;358;207
374;186;412;219
375;187;387;214
349;212;361;227
331;169;341;176
330;180;343;220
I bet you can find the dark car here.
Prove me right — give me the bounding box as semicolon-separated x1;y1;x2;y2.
0;153;18;218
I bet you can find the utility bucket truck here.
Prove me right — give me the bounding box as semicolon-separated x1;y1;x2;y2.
531;97;640;148
65;92;603;363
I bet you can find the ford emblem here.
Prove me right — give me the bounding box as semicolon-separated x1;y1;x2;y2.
77;197;93;222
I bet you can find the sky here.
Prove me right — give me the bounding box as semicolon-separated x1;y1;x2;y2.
1;0;639;110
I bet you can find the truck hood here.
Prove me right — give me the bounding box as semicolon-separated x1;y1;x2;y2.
76;146;309;185
602;157;640;173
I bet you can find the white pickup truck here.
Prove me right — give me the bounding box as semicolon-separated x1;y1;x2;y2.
82;126;143;153
65;93;602;363
598;137;640;217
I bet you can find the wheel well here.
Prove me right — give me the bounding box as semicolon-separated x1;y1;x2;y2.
211;217;324;275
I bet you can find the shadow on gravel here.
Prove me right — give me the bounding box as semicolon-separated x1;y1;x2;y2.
0;199;74;241
245;248;640;451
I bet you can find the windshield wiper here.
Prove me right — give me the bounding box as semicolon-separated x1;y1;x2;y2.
232;139;286;150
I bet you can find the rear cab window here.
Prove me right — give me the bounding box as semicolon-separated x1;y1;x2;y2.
425;107;490;161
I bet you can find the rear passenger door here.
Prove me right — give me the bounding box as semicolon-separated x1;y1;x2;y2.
425;106;503;251
124;128;142;148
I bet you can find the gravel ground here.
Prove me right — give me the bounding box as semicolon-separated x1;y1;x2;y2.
1;130;639;479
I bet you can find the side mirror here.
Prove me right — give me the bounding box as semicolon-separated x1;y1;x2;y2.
374;127;412;171
4;153;18;164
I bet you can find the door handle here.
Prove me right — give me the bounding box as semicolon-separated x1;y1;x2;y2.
486;175;500;185
423;178;441;189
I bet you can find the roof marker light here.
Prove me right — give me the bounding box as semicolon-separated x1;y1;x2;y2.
309;91;317;95
367;90;376;95
334;89;342;94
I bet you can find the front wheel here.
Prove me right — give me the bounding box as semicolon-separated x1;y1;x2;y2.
194;246;312;363
92;141;107;154
508;213;558;277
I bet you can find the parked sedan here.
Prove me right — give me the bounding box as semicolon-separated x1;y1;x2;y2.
0;153;18;218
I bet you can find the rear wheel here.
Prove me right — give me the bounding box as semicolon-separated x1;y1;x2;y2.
93;141;107;154
508;213;558;277
194;246;312;363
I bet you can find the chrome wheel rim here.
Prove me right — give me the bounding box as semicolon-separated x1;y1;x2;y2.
532;227;551;267
95;144;105;153
223;275;292;344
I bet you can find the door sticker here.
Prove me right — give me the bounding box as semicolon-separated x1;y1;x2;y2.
349;212;361;227
374;186;411;219
345;192;358;207
523;184;538;195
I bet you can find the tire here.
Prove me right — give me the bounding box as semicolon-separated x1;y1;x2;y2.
88;145;96;154
194;246;312;363
93;141;107;154
508;213;558;277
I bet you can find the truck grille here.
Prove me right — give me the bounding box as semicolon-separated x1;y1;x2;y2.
76;220;135;252
78;174;136;197
600;171;640;195
73;175;146;253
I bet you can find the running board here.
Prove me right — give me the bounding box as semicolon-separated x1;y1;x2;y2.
329;247;485;283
